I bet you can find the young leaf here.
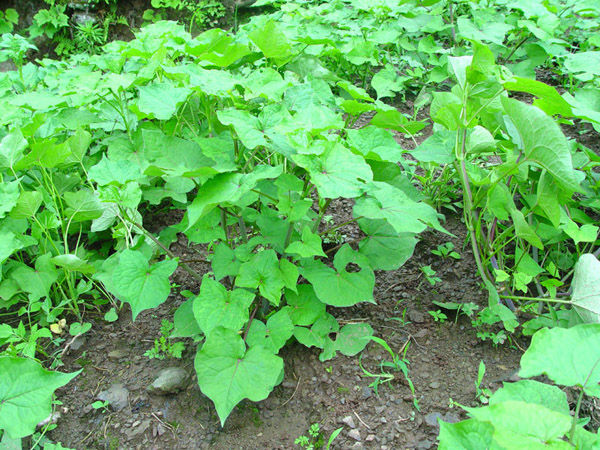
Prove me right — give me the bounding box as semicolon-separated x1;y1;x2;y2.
335;323;373;356
194;327;284;426
285;285;326;327
302;245;375;307
248;20;293;66
246;309;294;353
0;356;80;439
111;250;178;320
235;250;286;306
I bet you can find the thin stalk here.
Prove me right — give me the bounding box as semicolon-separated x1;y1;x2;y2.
312;198;332;233
243;304;259;343
569;389;585;443
221;208;230;246
128;219;203;283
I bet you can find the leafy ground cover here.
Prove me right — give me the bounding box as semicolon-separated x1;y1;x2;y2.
1;0;600;448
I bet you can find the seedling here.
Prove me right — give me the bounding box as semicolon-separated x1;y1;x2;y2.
91;400;110;413
431;242;461;260
144;320;185;360
428;310;448;323
420;265;441;286
474;361;492;404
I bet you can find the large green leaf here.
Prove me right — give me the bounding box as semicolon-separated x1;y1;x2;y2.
235;250;294;306
358;219;417;271
438;419;495;450
501;97;580;192
194;327;284;425
246;309;294;353
571;254;600;324
519;324;600;397
111;250;178;320
136;82;190;121
0;357;80;439
193;277;254;336
302;245;375;307
354;182;445;234
248;20;293;66
300;144;373;199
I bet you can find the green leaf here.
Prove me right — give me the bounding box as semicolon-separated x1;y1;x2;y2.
50;254;96;274
503;77;573;117
371;64;406;99
466;401;571;447
217;109;267;150
12;255;58;301
0;128;27;169
519;324;600;397
10;191;43;219
246;309;294;353
0;230;25;264
571;254;600;324
302;245;375;307
0;356;80;439
501;97;580;192
358;219;417;271
354;182;446;234
300;144;373;199
88;155;143;186
346;126;404;163
235;250;286;306
438;419;495;450
111;250;178;320
0;181;19;219
172;297;201;338
194;327;284;425
248;20;293;66
193;277;254;336
489;380;570;416
63;190;103;223
410;130;456;164
285;226;326;259
335;323;373;356
136;82;190;121
285;285;326;327
510;209;543;250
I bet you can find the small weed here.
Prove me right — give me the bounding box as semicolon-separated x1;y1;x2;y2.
91;400;110;413
420;265;441;286
474;361;492;404
144;320;185;360
428;310;448;323
295;423;342;450
431;242;461;260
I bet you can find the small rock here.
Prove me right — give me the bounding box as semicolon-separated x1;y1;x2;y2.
417;439;434;449
351;443;363;449
107;349;127;360
366;434;375;442
147;367;188;395
375;406;385;414
361;386;372;399
424;412;442;428
429;381;441;389
442;412;460;424
408;310;425;323
282;380;296;389
70;335;86;351
98;383;129;411
348;429;361;441
341;415;356;429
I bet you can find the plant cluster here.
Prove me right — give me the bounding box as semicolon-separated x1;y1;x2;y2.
0;0;599;446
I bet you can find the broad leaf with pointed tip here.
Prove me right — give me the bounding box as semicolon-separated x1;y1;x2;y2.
136;82;190;121
111;250;178;320
235;250;289;306
302;245;375;307
0;356;80;439
246;309;294;353
502;97;580;193
358;219;417;271
285;226;326;259
193;277;254;336
520;324;600;397
571;254;600;324
194;327;284;426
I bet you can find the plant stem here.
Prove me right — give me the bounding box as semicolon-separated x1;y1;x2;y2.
128;219;203;283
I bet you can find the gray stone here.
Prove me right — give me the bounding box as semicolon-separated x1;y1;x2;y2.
424;412;442;428
429;381;441;389
147;367;188;395
107;349;127;361
407;310;425;323
361;386;372;399
348;428;361;441
98;383;129;411
70;335;86;351
443;412;460;424
341;415;356;429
